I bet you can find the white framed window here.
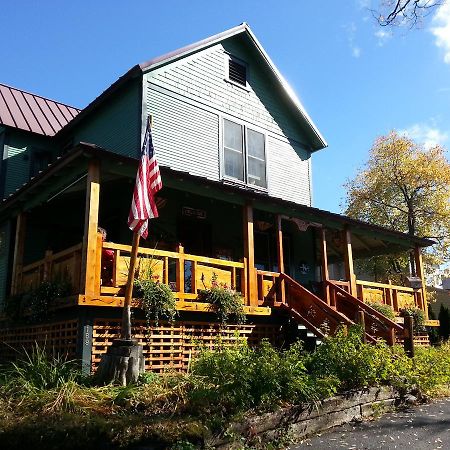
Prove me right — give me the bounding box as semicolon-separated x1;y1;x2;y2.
222;118;267;189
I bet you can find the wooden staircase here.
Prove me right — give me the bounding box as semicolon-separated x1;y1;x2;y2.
269;274;404;346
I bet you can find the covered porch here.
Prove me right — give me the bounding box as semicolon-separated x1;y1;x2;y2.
2;144;436;336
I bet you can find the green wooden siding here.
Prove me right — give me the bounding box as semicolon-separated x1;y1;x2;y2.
1;130;55;199
0;221;11;308
71;78;141;158
144;36;313;206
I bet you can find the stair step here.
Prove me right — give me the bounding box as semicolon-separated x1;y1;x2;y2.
316;340;323;346
306;332;315;338
297;324;306;330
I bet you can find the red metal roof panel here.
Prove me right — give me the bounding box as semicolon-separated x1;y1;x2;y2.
0;83;80;136
0;89;16;128
46;100;67;127
0;85;30;131
22;93;54;136
11;89;43;134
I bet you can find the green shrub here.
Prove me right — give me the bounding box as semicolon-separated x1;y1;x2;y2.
190;340;324;415
134;278;177;326
400;307;425;333
306;326;411;390
403;343;450;396
198;274;246;325
366;301;396;320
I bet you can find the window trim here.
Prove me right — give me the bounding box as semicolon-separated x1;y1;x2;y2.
220;116;268;191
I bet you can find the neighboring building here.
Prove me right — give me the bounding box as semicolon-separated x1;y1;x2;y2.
0;24;436;372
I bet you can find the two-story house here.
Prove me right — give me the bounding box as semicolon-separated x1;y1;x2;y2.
0;24;436;372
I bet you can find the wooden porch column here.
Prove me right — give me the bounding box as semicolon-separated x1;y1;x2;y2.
342;227;357;297
276;215;285;302
81;159;101;298
414;245;428;320
11;212;27;295
243;203;257;306
320;228;330;305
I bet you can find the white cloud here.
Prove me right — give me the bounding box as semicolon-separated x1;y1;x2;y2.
345;22;362;58
431;2;450;64
374;29;392;46
357;0;371;8
400;122;448;149
352;46;362;57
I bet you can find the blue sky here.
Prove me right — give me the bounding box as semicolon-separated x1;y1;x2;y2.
2;1;449;213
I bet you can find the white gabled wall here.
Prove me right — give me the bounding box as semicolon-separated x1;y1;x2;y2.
144;40;314;206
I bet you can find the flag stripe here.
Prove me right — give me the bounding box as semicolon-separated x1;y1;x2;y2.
127;118;162;239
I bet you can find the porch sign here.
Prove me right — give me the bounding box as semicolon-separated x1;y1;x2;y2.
123;115;163;340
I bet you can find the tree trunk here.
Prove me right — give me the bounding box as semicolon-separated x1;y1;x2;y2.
96;339;145;386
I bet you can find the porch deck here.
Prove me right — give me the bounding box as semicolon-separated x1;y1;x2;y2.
15;236;437;326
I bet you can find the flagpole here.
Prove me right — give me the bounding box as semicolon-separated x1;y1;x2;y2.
121;115;152;341
121;231;140;340
97;115;156;385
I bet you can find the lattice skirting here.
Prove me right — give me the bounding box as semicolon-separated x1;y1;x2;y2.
396;332;430;347
92;319;281;373
0;319;78;361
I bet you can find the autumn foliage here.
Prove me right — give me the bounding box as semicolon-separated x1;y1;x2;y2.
344;131;450;273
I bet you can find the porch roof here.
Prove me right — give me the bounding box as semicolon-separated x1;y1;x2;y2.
0;142;434;254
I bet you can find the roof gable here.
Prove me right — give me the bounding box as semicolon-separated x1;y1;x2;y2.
0;83;80;136
59;24;327;151
140;23;327;151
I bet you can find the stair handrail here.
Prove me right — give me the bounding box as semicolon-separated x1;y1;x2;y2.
280;273;354;328
279;273;378;343
327;280;404;333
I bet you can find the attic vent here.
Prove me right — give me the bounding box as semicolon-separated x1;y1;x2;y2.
228;59;247;86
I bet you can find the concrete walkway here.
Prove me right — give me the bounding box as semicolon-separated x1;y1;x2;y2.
293;397;450;450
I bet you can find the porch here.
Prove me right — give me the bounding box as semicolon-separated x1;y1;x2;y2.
2;145;437;347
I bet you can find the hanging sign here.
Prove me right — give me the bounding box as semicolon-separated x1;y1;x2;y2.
182;206;207;219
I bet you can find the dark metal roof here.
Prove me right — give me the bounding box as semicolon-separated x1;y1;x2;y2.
0;142;434;250
0;83;80;136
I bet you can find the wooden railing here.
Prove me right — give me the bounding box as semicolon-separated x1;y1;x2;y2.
256;270;283;304
327;281;404;345
355;280;423;312
101;242;247;303
279;273;357;339
19;244;83;294
327;279;425;314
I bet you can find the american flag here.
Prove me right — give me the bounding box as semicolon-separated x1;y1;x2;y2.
127;117;162;238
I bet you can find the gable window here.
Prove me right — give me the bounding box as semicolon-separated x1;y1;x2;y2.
223;118;267;188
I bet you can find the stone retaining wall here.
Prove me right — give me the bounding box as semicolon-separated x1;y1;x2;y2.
212;386;398;448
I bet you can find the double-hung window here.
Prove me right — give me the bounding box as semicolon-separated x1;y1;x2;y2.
223;118;267;188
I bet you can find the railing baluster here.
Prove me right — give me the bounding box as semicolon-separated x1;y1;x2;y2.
242;257;248;303
112;249;120;287
176;244;185;304
163;256;169;285
257;273;263;302
191;260;197;296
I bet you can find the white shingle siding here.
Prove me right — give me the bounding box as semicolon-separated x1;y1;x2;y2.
144;42;313;206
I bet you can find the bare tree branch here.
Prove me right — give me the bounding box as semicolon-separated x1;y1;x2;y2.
370;0;444;28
